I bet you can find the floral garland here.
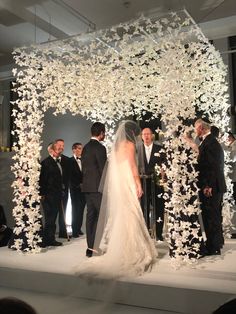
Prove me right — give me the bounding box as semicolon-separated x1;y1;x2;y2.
11;10;233;262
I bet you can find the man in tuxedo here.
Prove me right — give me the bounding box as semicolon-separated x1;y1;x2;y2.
195;118;226;255
81;122;107;257
69;142;86;238
55;139;70;238
39;142;63;246
139;128;165;241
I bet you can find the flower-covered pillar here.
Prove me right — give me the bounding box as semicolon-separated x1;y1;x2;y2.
11;52;45;251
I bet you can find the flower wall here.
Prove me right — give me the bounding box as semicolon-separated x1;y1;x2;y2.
11;10;233;262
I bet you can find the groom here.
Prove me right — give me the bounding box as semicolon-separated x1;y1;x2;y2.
81;122;107;257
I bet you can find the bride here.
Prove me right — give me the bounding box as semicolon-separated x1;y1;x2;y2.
78;120;157;278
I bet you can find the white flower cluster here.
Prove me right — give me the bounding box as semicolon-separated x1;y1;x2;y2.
11;10;232;262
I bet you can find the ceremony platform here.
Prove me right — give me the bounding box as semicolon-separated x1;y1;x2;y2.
0;237;236;314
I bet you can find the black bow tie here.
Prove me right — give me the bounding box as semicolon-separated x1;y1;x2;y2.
76;157;81;160
56;158;61;163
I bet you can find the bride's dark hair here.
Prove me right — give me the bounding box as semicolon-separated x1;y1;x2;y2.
124;120;141;143
114;120;141;150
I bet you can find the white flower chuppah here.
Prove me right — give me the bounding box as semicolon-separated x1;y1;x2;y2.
11;10;233;263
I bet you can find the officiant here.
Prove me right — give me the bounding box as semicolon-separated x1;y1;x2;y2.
139;127;166;241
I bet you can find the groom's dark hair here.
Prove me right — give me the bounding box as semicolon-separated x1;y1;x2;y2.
91;122;105;136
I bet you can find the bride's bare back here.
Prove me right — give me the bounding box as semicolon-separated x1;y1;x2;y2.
115;140;143;198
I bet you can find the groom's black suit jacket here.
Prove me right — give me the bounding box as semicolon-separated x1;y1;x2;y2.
81;139;107;193
81;138;107;250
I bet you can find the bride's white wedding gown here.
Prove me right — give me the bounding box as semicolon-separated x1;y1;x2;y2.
76;125;157;278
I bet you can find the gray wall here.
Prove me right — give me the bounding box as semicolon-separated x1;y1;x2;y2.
41;108;92;160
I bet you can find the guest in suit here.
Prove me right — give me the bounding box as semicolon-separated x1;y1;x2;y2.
39;142;63;246
69;143;86;238
194;118;226;255
81;122;107;257
0;204;12;247
55;139;70;238
139;127;166;241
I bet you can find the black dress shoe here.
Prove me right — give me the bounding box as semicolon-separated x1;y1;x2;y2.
50;241;63;246
78;231;84;236
86;249;93;258
212;250;221;255
72;235;79;238
39;242;47;248
206;249;221;256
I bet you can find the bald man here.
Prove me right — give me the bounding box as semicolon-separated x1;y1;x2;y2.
195;119;226;255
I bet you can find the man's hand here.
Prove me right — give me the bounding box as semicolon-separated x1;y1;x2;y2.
203;187;212;197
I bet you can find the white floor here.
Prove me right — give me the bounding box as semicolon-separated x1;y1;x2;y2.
0;237;236;291
0;286;178;314
0;237;236;314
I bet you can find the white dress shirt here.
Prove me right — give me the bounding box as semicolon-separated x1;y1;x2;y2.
144;143;153;163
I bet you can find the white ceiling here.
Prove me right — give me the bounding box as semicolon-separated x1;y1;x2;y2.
0;0;236;67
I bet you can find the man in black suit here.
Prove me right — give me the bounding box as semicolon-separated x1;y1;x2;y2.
69;142;86;238
81;122;107;257
39;142;63;246
195;118;226;255
139;128;165;241
55;139;70;238
0;204;12;247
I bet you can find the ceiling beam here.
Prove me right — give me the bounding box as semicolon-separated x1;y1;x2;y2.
0;0;68;39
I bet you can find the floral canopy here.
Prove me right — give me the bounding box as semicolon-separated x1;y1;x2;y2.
11;10;234;263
